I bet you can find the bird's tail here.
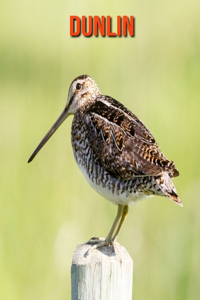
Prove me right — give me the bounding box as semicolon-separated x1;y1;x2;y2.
156;172;183;207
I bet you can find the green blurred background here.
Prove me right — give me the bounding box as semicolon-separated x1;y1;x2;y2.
1;0;200;299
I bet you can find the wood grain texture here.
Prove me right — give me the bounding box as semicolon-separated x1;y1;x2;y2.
71;243;133;300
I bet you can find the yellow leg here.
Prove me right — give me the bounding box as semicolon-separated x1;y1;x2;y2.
112;205;129;242
87;204;124;255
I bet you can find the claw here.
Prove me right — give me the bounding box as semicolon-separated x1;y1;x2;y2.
86;238;112;256
87;237;105;244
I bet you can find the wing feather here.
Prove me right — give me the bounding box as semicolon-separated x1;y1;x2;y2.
84;97;179;180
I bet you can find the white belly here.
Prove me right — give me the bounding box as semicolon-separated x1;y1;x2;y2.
77;158;153;206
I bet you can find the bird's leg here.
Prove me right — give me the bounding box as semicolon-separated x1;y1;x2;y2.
87;204;124;254
112;205;129;243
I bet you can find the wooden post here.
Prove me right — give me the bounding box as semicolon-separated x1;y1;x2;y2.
71;243;133;300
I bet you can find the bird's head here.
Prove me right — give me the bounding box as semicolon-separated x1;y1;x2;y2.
67;75;100;114
28;75;100;163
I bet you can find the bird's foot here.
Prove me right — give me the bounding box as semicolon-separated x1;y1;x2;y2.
86;237;113;256
87;237;105;244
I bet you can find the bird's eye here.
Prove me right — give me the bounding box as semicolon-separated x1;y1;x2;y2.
76;83;82;90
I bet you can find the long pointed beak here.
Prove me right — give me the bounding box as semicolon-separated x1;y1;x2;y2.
28;106;69;163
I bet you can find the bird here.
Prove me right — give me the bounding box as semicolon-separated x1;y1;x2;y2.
28;74;182;254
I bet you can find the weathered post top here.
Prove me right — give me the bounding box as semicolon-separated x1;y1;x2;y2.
71;243;133;300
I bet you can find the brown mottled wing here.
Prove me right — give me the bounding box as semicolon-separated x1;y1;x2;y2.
84;97;179;179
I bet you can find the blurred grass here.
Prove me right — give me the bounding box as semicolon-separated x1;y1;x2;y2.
0;0;200;299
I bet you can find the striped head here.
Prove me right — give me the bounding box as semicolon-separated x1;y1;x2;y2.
28;75;100;162
67;75;101;115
